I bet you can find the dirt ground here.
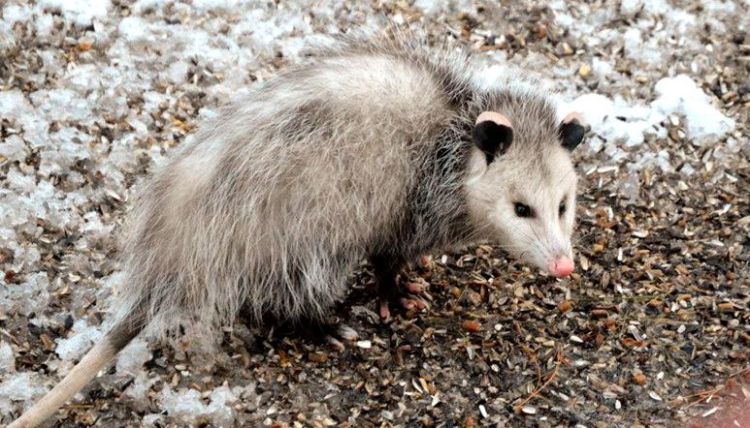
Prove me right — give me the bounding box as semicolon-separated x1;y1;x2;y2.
0;0;748;427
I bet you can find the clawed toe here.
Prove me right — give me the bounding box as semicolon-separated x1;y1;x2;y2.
324;323;359;351
399;297;428;310
379;300;392;323
336;324;359;341
378;295;428;323
404;282;425;294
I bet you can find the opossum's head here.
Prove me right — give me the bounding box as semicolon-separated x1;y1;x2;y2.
465;110;585;279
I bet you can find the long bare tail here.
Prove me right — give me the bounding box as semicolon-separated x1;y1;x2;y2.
9;315;143;428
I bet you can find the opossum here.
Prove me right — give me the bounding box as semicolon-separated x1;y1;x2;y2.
10;34;586;427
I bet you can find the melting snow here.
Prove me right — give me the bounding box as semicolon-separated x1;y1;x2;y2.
37;0;111;27
1;272;49;317
192;0;239;11
0;373;46;416
116;338;152;376
55;320;103;362
160;385;241;425
561;75;734;150
0;342;14;374
652;75;735;141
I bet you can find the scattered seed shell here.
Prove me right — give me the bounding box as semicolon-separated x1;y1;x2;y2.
462;320;482;333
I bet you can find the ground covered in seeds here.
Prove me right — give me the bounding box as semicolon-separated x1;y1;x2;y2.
1;0;749;427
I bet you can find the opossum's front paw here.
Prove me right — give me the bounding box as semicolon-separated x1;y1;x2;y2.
378;298;429;322
378;281;430;323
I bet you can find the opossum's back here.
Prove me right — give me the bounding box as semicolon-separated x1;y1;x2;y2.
157;54;454;248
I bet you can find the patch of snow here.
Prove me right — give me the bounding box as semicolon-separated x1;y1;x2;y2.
623;28;642;59
38;0;112;27
564;94;614;130
474;64;556;94
591;57;613;77
30;89;94;125
414;0;441;15
142;413;162;426
0;342;15;374
6;168;36;194
0;90;32;118
165;60;190;84
118;16;154;43
652;74;735;142
116;338;151;376
133;0;169;14
143;91;169;113
160;385;240;425
2;4;32;25
34;13;55;38
641;0;670;15
0;135;28;163
702;0;736;13
79;211;115;243
669;9;697;34
679;163;696;176
191;0;239;11
630;150;672;173
64;64;102;93
619;0;643;16
0;90;50;149
561;75;733;151
38;127;93;177
124;372;158;404
0;372;46;416
0;22;16;54
0;272;49;317
55;319;103;362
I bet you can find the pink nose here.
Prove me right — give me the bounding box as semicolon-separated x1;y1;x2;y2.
549;257;574;278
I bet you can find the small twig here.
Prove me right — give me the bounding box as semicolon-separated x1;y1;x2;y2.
513;347;563;412
670;384;726;409
684;390;723;409
729;366;750;378
672;366;750;408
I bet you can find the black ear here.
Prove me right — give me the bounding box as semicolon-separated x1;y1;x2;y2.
472;121;514;164
559;120;585;151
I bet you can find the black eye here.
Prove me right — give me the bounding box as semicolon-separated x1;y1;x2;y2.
559;202;566;217
514;202;533;218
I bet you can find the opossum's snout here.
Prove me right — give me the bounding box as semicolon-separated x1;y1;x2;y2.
520;232;575;279
548;256;574;278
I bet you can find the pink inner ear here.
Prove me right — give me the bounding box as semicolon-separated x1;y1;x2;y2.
476;111;512;128
562;111;584;125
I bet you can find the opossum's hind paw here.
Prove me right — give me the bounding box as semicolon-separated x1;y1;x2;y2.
291;319;360;349
297;320;359;345
262;316;358;350
379;300;392;322
336;324;359;341
325;324;359;352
